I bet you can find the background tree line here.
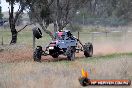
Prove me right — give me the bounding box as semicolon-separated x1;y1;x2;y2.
74;0;132;26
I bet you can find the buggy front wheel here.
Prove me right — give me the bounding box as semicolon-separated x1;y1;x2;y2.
33;46;42;62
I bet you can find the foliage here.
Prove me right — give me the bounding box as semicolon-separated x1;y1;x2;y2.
16;12;23;26
0;6;3;19
27;0;89;38
74;0;132;26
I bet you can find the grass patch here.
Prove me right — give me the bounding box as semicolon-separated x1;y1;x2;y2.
94;52;132;59
1;29;127;45
40;52;132;66
80;52;132;62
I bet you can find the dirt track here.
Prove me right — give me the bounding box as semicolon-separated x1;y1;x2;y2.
0;40;132;63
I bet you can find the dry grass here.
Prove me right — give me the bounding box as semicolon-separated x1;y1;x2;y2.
0;56;132;88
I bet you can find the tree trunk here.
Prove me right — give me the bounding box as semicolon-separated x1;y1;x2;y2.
58;24;62;31
10;26;17;44
54;22;58;32
9;1;17;44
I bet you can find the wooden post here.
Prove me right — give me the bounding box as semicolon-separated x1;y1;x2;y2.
1;26;4;45
78;31;80;40
33;32;36;50
1;36;3;45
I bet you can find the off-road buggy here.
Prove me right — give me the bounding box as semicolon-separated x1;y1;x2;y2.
32;27;93;62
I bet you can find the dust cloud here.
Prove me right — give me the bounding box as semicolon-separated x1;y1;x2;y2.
94;40;132;56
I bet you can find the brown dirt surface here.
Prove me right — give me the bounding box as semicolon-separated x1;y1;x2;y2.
0;44;32;63
0;40;132;63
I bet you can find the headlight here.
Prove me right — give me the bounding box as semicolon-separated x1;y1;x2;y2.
49;47;54;49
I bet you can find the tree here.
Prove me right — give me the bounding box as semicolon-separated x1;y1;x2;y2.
16;12;23;26
6;0;28;44
49;0;89;31
112;0;132;20
27;0;54;38
28;0;88;38
0;6;3;19
88;0;132;19
51;0;86;31
73;0;132;26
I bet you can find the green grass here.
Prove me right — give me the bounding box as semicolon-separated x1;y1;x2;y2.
42;52;132;70
94;52;132;59
52;52;132;65
0;30;52;46
0;28;128;45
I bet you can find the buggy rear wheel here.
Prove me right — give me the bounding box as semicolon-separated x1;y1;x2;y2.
83;43;93;57
33;46;42;62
